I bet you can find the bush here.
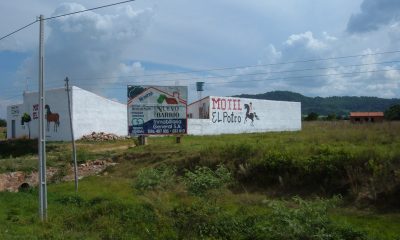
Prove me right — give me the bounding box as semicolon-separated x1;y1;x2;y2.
171;197;367;240
0;118;6;127
247;197;367;240
183;165;232;196
305;112;319;121
385;104;400;120
171;200;242;239
0;139;37;158
134;164;176;192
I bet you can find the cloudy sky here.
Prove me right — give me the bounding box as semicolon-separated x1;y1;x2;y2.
1;0;400;118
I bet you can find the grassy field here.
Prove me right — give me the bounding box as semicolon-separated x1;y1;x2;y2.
0;122;399;239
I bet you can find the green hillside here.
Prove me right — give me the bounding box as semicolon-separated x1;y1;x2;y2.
234;91;400;115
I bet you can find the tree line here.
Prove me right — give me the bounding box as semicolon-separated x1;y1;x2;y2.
235;90;400;116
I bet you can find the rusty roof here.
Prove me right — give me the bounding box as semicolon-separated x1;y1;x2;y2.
349;112;384;117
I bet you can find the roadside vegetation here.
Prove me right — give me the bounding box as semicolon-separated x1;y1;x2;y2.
0;122;399;239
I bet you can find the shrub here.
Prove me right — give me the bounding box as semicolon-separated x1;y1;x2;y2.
134;164;176;192
305;112;319;121
248;197;367;240
171;200;242;239
183;165;232;196
0;118;6;127
385;104;400;120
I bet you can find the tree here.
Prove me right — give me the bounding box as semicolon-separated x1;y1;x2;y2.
385;104;400;120
304;112;319;121
0;118;6;127
326;113;336;121
21;113;32;139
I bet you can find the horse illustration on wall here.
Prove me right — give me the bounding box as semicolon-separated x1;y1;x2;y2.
45;105;60;132
244;103;259;126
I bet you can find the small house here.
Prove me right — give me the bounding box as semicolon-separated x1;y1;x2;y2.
349;112;384;123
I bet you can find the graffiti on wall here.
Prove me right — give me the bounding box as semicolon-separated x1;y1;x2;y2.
32;104;39;119
10;106;20;117
45;105;60;132
210;97;260;126
244;103;260;126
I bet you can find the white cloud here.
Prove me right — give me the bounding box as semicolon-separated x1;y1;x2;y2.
285;31;327;50
14;3;153;93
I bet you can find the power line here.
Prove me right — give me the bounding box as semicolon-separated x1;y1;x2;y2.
48;50;400;82
44;0;136;20
49;59;400;85
203;69;400;86
0;20;37;41
1;60;399;96
43;66;400;89
42;68;400;90
0;0;136;41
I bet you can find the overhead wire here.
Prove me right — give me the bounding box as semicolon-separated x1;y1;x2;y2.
48;51;400;82
1;0;400;102
0;0;138;102
0;20;38;41
42;59;400;85
44;0;136;20
41;67;400;90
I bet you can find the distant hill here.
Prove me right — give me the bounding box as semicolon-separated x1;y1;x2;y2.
234;91;400;116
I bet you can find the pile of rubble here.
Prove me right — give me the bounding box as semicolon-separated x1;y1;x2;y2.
63;160;117;181
80;132;130;141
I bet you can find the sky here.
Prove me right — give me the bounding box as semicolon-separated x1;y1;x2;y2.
1;0;400;118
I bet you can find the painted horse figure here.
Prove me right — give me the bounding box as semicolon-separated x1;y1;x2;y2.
244;103;259;126
44;105;60;132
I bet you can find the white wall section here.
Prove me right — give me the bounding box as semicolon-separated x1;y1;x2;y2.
72;86;127;139
6;86;127;141
188;96;301;135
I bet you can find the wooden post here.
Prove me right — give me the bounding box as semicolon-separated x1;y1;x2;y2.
138;135;148;145
176;136;181;144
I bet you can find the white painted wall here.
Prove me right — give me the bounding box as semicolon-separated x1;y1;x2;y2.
6;86;127;141
72;86;127;139
6;104;25;139
187;96;301;135
187;97;210;119
21;88;72;141
6;89;71;141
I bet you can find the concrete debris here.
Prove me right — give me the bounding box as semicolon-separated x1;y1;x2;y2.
80;132;131;141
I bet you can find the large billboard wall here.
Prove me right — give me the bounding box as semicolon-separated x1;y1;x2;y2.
127;86;188;136
188;96;301;135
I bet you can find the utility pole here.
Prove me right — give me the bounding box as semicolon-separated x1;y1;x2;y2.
38;14;47;221
65;77;78;192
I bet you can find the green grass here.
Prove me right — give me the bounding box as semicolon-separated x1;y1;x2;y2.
0;122;399;239
332;210;400;240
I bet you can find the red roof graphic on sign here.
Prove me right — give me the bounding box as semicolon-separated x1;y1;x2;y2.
128;87;187;105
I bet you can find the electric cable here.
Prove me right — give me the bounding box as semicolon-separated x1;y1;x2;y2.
44;0;136;20
0;20;38;41
47;51;400;82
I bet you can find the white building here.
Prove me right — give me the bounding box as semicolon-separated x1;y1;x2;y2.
6;86;127;141
187;96;301;135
